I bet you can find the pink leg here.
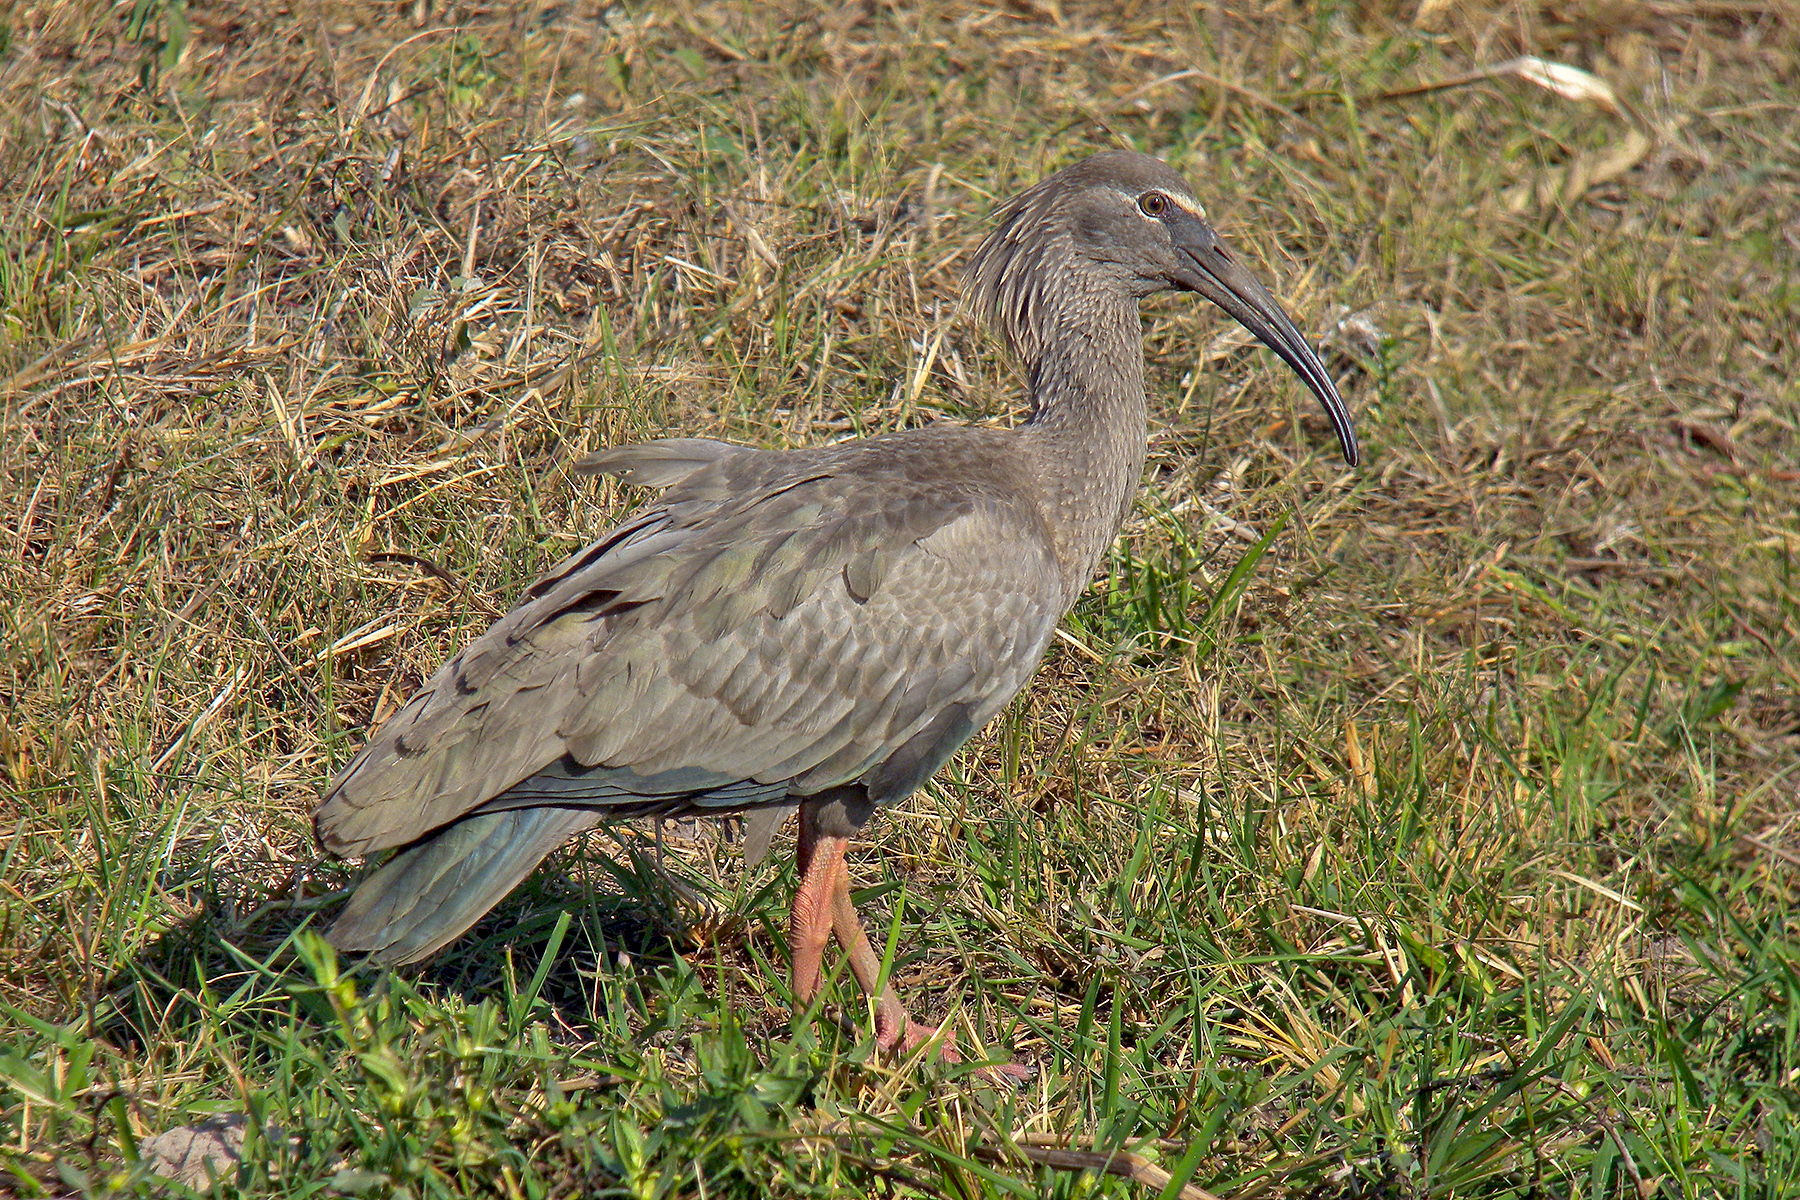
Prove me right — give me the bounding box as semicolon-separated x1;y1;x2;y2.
787;821;1030;1082
826;860;947;1056
787;816;838;1007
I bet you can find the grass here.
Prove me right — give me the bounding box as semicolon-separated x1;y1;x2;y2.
2;0;1798;1195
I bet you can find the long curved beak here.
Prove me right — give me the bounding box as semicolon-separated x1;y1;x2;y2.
1170;217;1360;467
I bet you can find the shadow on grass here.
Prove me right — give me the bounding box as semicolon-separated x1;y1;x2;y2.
90;818;793;1059
58;837;861;1198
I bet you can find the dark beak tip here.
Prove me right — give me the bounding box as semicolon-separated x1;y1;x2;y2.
1180;240;1362;469
1331;410;1362;467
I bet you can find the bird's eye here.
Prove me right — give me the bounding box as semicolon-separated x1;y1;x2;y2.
1138;191;1169;218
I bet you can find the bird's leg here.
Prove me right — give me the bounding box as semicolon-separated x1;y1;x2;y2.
816;835;1035;1083
790;822;945;1051
787;816;839;1005
790;810;1029;1082
823;860;941;1055
827;867;1031;1082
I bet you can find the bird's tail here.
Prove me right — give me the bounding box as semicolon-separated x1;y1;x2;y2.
327;807;603;964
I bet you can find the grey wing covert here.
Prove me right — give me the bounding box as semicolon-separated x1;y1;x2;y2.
314;441;1062;963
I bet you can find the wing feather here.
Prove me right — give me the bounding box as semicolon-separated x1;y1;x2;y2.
316;434;1064;864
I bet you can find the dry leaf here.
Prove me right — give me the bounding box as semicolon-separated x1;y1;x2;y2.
1506;56;1622;115
1381;55;1632;122
1502;127;1652;211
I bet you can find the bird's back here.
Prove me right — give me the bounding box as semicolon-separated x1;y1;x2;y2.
314;426;1069;864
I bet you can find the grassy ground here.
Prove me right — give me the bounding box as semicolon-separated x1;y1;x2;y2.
3;0;1798;1195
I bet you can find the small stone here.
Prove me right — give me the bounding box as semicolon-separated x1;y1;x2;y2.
141;1115;283;1191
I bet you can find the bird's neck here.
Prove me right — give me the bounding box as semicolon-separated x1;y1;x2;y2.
1016;299;1149;599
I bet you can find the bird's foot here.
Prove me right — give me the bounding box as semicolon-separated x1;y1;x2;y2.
879;1014;1034;1085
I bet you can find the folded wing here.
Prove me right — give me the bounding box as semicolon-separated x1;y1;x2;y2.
314;435;1063;961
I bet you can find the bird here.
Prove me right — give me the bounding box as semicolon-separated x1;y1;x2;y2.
313;149;1359;1073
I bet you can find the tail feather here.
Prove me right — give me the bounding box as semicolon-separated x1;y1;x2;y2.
328;807;603;965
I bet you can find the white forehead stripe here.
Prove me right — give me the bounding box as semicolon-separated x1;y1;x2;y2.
1164;193;1207;221
1116;186;1208;222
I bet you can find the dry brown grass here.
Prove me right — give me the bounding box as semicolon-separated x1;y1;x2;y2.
3;1;1799;1195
